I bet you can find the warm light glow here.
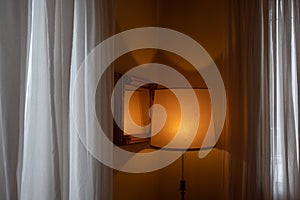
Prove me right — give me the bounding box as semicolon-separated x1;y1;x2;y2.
150;89;212;150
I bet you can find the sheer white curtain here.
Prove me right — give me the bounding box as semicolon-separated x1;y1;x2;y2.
225;0;300;199
69;0;114;199
267;0;300;198
0;0;114;199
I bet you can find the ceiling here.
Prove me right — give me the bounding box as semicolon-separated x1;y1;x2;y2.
114;0;226;88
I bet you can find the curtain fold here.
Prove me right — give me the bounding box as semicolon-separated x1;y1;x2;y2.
0;1;28;199
223;0;254;199
69;0;114;199
0;0;114;199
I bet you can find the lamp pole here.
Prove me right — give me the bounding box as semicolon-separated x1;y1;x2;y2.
180;153;186;200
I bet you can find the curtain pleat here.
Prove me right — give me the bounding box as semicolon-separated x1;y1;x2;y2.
69;0;114;199
0;1;28;199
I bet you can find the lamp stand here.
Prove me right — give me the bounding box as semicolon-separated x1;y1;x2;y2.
180;153;186;200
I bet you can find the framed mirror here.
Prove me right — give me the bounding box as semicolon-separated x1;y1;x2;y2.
113;73;156;145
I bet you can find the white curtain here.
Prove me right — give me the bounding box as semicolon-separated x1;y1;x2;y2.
0;0;114;199
267;0;300;198
224;0;300;199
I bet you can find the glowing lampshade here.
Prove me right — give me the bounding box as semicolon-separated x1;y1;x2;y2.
150;89;212;150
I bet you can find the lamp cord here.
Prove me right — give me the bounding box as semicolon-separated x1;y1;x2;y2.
180;153;186;200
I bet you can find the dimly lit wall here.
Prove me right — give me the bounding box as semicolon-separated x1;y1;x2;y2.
114;0;226;87
113;147;228;200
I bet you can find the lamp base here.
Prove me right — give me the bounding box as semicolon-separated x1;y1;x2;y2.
180;179;186;200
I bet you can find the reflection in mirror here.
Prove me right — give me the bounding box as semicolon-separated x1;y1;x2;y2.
124;85;150;140
113;73;156;145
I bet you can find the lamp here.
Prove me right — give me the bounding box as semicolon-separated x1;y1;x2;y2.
150;89;212;200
